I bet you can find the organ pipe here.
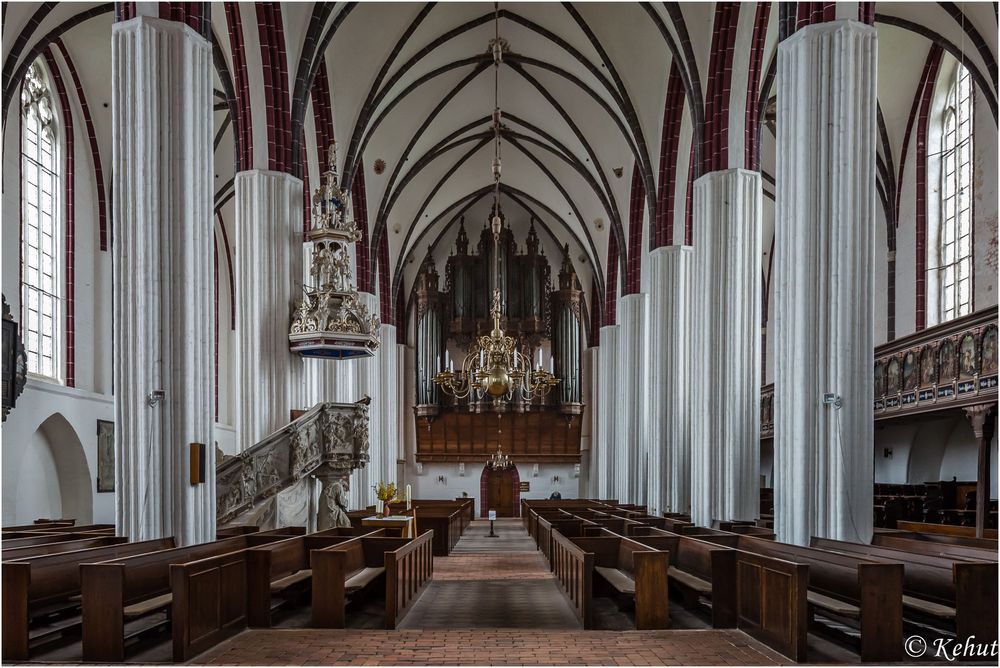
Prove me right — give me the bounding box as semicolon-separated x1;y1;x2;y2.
414;254;443;415
551;244;584;414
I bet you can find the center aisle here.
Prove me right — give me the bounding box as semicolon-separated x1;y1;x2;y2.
192;518;787;665
398;519;581;629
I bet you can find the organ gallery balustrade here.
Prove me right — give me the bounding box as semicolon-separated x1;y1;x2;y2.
761;305;998;437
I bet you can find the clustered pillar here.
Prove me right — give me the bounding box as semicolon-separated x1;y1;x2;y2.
112;15;215;544
690;169;762;527
774;20;877;545
234;170;305;449
615;293;649;504
647;246;693;515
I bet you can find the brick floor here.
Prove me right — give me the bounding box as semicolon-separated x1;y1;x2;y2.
190;520;788;665
432;553;553;580
191;629;787;665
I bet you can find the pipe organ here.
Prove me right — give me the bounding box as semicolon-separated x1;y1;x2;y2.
550;245;584;414
412;214;586;459
414;255;443;415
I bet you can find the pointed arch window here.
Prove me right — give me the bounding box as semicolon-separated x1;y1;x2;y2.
937;62;974;322
20;59;62;381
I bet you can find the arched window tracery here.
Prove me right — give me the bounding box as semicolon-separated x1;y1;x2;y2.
934;62;974;322
20;59;63;381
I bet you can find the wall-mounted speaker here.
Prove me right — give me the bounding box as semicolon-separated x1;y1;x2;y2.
190;442;206;484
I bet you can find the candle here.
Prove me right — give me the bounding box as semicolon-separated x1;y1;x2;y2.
549;356;554;373
536;348;542;369
445;350;450;368
406;484;412;510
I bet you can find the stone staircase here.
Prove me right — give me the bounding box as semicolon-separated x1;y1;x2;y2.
215;398;370;530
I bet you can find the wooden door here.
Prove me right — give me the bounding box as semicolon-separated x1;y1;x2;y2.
486;469;515;517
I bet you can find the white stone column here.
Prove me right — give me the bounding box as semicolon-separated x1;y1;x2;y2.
690;169;762;527
616;294;649;504
595;325;619;499
583;346;600;498
348;292;381;510
112;17;215;545
374;324;400;500
774;20;876;545
647;246;694;515
234;170;304;450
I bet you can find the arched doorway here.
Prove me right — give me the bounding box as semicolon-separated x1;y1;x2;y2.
480;465;521;518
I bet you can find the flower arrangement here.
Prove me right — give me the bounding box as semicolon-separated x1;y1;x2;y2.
373;481;400;517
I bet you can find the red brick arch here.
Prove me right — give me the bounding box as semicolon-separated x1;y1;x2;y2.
480;465;521;519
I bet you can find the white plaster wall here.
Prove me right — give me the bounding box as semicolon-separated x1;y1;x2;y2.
18;428;65;522
972;89;998;310
893;56;998;333
874;206;888;345
874;414;998;497
1;380;114;525
404;462;583;517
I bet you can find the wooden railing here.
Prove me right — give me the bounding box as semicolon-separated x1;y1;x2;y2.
761;306;997;436
385;530;434;629
550;529;593;628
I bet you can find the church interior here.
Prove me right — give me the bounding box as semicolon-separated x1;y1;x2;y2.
1;1;998;665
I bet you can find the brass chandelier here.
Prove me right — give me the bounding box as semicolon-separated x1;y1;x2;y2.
432;4;558;404
486;443;513;470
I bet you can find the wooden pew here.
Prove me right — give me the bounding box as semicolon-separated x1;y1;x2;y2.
80;535;285;662
717;522;777;539
411;499;475;527
631;526;808;661
414;508;464;556
876;526;999;551
535;515;601;561
662;516;695;533
895;520;998;540
732;547;809;661
528;509;572;542
628;527;734;625
2;537;175;661
216;525;260;537
871;534;998;562
2;532;117;550
29;523;115;534
2;536;128;560
384;530;434;629
811;536;998;645
170;529;387;661
2;521;76;532
699;534;903;662
550;529;594;628
568;535;669;629
311;534;419;628
245;534;370;627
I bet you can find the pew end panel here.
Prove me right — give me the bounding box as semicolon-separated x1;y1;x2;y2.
734;550;809;663
170;551;248;662
2;562;31;660
857;562;904;662
954;561;998;646
633;550;670;630
384;531;435;629
80;562;127;663
310;548;348;629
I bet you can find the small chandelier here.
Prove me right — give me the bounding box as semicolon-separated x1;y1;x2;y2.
432;6;558;404
289;143;380;359
487;443;512;470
